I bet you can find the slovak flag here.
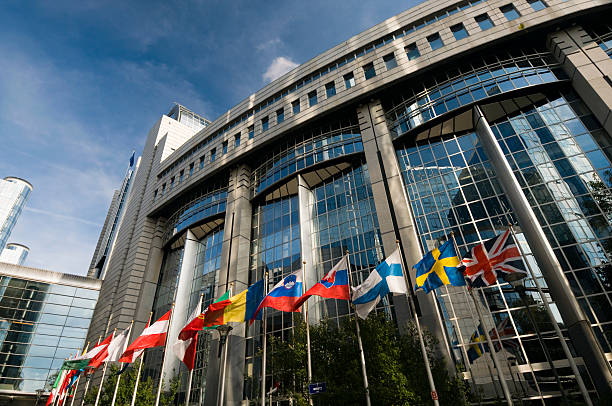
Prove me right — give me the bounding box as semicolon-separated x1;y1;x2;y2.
251;270;303;320
292;255;350;311
119;309;171;363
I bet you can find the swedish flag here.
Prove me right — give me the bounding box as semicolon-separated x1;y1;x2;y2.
467;324;489;363
414;239;465;293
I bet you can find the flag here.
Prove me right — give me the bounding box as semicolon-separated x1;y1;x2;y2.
466;324;489;363
119;309;171;363
414;239;465;293
490;317;518;352
204;280;265;327
292;254;350;311
460;230;526;287
107;325;131;362
179;291;230;339
173;297;203;370
352;249;407;319
252;270;303;320
87;333;114;369
46;367;68;406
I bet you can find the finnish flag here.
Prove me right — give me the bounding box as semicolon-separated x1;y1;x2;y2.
351;249;408;319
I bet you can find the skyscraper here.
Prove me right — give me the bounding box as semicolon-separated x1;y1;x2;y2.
0;177;32;252
0;243;29;266
81;1;612;404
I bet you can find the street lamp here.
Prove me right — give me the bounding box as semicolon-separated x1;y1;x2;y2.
216;325;233;406
35;389;45;406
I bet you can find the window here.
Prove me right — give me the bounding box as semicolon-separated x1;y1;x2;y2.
475;13;495;31
383;53;397;70
527;0;547;11
276;108;284;124
363;62;376;80
234;133;241;148
161;184;166;196
248;125;254;139
169;177;175;189
210;148;216;162
450;23;469;40
200;156;205;169
344;72;355;89
427;33;444;50
500;4;521;20
405;43;421;60
308;90;318;107
325;81;336;98
262;117;269;131
179;170;184;184
222;141;228;155
292;99;300;115
189;163;194;176
153;189;158;200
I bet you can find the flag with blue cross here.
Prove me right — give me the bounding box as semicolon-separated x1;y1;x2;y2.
414;238;465;293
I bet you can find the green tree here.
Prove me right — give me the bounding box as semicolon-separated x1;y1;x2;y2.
267;314;469;406
82;360;177;406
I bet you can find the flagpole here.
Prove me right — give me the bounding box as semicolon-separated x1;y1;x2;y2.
301;261;314;406
94;328;116;406
68;342;89;406
346;251;372;406
80;336;101;406
509;225;592;405
130;312;152;406
110;320;135;406
155;303;175;406
185;293;203;406
260;272;268;406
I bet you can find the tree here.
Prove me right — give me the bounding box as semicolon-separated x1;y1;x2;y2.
82;360;177;406
267;314;469;405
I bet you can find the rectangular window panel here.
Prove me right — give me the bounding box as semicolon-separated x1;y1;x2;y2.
500;4;521;20
527;0;548;11
363;62;376;80
292;99;300;115
383;53;397;70
222;141;228;155
248;125;254;139
308;90;318;107
427;33;444;50
405;43;421;60
325;81;336;98
450;23;469;40
344;72;355;89
210;148;216;162
475;13;495;31
276;108;284;124
262;117;269;131
234;133;241;148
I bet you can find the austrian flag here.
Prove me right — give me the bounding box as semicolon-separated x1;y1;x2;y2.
119;309;171;363
459;230;526;287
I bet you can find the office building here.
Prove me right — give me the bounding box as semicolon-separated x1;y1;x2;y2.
83;0;612;404
0;178;32;253
0;262;101;406
0;244;29;266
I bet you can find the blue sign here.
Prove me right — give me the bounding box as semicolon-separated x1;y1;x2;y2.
308;382;327;394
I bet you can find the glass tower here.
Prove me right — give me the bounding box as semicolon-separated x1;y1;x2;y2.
0;177;32;252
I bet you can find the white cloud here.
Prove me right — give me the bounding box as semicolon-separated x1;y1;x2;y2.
262;56;298;83
256;38;282;51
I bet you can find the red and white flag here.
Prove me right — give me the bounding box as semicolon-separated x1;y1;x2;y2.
119;309;171;363
87;333;113;369
173;296;202;370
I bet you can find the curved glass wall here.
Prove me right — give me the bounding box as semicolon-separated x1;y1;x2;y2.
0;276;97;392
252;117;362;196
309;163;390;326
384;48;569;139
396;88;612;399
244;195;301;401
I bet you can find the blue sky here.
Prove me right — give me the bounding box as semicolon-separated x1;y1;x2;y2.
0;0;422;275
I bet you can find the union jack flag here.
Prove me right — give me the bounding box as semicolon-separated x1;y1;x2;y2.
489;317;518;352
459;230;526;287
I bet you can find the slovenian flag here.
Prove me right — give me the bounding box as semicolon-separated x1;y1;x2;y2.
292;255;350;311
251;270;303;320
203;279;265;326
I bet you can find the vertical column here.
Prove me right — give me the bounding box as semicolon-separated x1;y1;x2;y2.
356;100;453;369
205;164;253;406
548;26;612;138
298;174;320;323
473;105;612;397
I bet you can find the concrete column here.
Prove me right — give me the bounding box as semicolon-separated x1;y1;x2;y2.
298;174;320;323
548;26;612;138
205;164;253;406
356;100;453;368
473;105;612;398
161;229;199;383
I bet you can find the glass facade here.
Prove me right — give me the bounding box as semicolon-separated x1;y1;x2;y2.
0;178;32;252
396;87;612;398
0;275;98;392
588;24;612;59
0;244;29;266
